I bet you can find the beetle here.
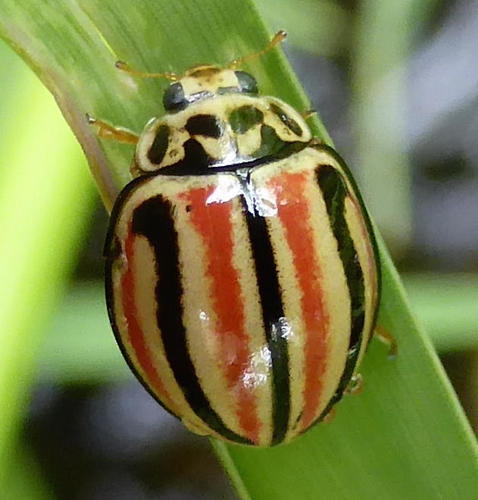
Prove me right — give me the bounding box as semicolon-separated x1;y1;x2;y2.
89;31;381;447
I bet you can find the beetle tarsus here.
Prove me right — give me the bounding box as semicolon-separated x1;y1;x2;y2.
301;109;317;120
87;114;139;145
375;326;398;359
228;30;287;69
115;60;178;81
322;407;337;424
345;373;364;395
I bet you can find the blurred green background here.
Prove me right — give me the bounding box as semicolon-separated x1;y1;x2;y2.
1;0;477;498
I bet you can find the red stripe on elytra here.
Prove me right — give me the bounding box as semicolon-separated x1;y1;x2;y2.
121;228;177;414
184;187;261;444
269;172;329;431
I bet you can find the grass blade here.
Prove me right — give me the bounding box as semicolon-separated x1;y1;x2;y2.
0;1;477;498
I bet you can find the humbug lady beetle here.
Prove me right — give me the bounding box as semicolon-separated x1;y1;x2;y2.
90;32;380;446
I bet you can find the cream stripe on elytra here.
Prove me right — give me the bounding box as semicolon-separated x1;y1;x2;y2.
156;175;246;438
113;190;215;436
302;162;351;428
130;235;216;435
231;196;274;446
253;164;309;442
306;146;376;357
112;215;181;416
253;153;352;440
253;171;306;444
311;146;377;366
177;183;247;440
344;195;377;366
128;193;220;435
128;181;252;444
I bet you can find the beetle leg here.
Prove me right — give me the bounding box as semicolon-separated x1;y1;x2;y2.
87;114;139;144
301;109;317;120
375;325;398;359
322;407;337;424
345;373;363;395
308;137;324;148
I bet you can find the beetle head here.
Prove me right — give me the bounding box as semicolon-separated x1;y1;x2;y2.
162;65;258;112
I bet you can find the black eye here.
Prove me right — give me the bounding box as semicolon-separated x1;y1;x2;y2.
235;71;258;94
163;83;188;111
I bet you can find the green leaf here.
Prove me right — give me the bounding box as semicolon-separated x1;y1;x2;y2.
4;447;52;500
351;0;440;252
1;1;477;498
403;273;478;353
0;39;95;480
38;282;130;384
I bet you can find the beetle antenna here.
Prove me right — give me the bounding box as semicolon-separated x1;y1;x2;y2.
228;30;287;69
115;61;179;81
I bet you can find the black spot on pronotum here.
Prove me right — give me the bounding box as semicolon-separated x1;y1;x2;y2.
163;82;188;112
131;196;252;445
182;139;214;171
185;114;223;138
229;105;264;134
159;135;308;176
147;125;170;164
270;103;303;136
252;124;285;158
159;138;216;176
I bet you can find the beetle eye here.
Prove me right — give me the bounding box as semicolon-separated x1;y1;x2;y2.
235;71;258;94
163;82;188;111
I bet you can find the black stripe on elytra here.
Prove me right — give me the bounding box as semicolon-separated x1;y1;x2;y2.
316;165;365;402
242;193;290;445
104;176;181;421
185;114;223;138
131;196;252;445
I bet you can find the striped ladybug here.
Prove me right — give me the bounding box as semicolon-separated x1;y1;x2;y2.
97;32;380;447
